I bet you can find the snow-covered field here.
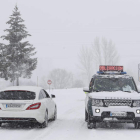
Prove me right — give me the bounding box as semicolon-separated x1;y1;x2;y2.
1;88;140;140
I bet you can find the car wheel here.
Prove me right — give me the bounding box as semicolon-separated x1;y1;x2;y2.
134;122;138;129
40;111;48;128
52;107;57;121
87;122;93;129
85;109;88;122
104;122;111;128
92;122;96;129
87;122;96;129
87;112;96;129
137;122;140;129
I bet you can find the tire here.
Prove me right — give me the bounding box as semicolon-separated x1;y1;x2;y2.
52;107;57;121
40;111;48;128
87;112;96;129
92;122;96;129
105;122;111;128
87;122;93;129
137;122;140;129
87;122;96;129
134;122;138;129
85;109;88;122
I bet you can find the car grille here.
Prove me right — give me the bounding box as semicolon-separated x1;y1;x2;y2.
104;99;132;107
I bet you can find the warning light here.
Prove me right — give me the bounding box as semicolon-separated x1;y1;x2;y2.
99;65;123;72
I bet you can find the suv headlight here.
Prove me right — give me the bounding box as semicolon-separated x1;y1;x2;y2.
92;99;104;107
133;100;140;107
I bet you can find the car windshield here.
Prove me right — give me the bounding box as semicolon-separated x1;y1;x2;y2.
93;77;137;92
0;91;36;100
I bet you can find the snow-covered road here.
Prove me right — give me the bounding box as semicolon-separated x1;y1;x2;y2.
1;88;140;140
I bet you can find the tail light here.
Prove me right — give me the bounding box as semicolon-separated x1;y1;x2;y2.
26;103;41;110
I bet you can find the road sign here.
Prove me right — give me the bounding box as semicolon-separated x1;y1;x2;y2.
47;80;52;85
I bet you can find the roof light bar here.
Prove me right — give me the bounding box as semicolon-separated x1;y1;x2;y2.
97;71;127;75
99;65;123;72
97;71;104;74
120;72;127;74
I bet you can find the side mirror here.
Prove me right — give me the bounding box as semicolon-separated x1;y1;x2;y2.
83;87;90;93
51;94;55;98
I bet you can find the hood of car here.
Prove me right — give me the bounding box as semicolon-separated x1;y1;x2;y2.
88;91;140;100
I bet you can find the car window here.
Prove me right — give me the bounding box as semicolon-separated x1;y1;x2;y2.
39;91;44;100
0;91;36;100
41;90;47;98
43;90;50;98
89;78;94;92
89;78;94;87
94;77;136;92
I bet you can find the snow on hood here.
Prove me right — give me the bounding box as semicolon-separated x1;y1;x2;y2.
88;91;140;100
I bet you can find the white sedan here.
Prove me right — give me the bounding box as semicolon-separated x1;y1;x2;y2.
0;86;57;128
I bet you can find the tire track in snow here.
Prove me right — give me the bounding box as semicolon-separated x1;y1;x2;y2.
33;102;85;140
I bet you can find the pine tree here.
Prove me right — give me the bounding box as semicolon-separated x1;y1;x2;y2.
0;43;9;80
1;5;37;86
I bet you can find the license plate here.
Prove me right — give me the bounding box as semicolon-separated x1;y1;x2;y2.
110;112;127;117
6;104;21;108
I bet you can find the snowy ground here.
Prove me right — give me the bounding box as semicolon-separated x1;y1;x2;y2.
1;88;140;140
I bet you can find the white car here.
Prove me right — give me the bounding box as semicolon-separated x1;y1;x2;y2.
0;86;57;128
84;65;140;129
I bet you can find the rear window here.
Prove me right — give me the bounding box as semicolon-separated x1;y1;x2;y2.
0;91;36;100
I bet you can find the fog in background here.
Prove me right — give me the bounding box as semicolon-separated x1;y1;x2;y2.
0;0;140;88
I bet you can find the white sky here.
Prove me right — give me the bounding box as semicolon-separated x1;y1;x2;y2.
0;0;140;82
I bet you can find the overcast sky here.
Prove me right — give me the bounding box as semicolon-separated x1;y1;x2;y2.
0;0;140;82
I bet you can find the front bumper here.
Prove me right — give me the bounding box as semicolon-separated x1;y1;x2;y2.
88;106;140;122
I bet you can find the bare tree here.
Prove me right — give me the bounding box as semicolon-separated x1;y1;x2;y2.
78;46;93;83
102;38;108;65
92;37;119;67
48;69;73;89
102;38;119;65
92;37;102;69
107;40;119;65
72;79;84;88
78;37;119;84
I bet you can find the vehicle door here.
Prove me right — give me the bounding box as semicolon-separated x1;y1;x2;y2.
43;90;55;117
39;90;51;119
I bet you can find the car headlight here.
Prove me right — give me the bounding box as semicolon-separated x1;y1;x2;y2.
133;100;140;107
92;99;104;107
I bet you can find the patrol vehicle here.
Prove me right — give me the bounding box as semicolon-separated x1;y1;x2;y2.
84;65;140;129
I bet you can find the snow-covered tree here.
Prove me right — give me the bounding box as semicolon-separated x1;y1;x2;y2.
0;43;9;80
1;5;37;86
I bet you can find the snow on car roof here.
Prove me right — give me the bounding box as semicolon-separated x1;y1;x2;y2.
0;86;42;94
